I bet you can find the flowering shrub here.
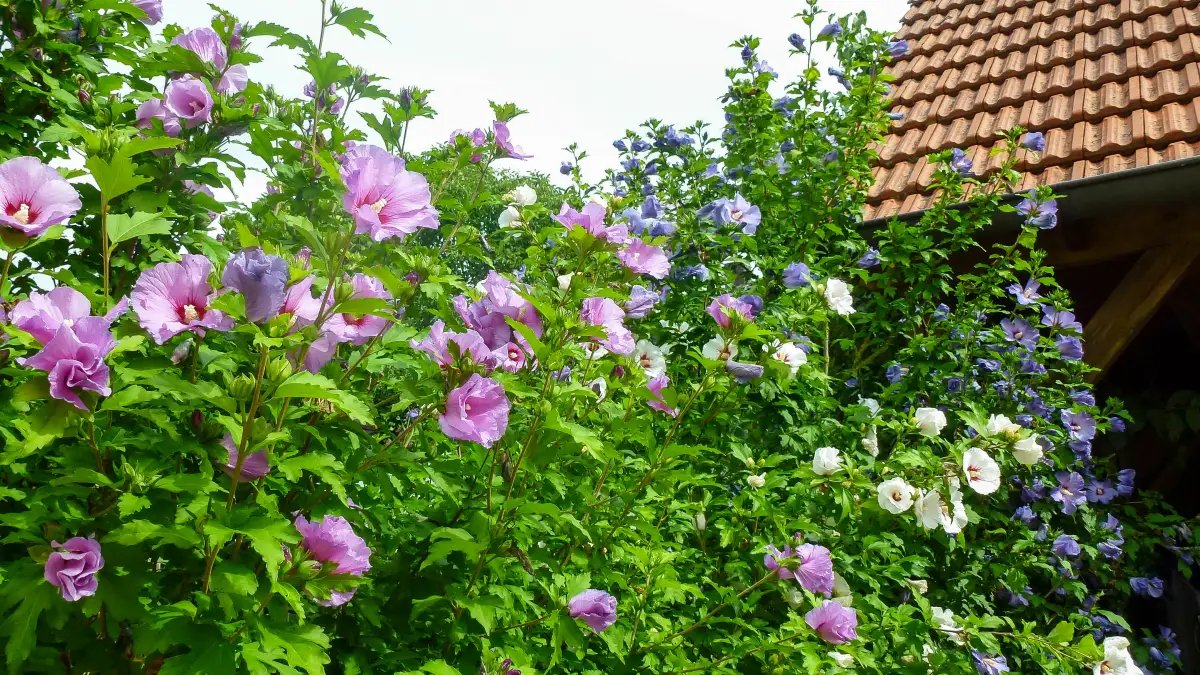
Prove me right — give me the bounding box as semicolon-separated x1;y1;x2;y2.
0;2;1195;674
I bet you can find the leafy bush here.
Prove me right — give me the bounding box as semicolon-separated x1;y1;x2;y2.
0;1;1193;674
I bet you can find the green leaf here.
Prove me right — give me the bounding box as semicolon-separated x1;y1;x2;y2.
104;520;201;549
117;493;152;518
3;584;52;673
420;528;484;570
211;562;259;596
106;211;172;250
332;7;387;39
86;154;150;201
419;660;462;675
1046;620;1073;644
274;371;373;424
253;620;330;675
334;297;393;318
115;135;183;158
305;52;353;90
505;317;548;361
154;473;219;494
158;636;237;675
275;453;346;503
545;409;611;460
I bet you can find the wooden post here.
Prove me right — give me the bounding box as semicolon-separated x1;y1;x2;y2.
1083;242;1200;383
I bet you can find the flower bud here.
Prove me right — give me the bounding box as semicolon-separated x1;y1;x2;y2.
78;88;91;105
229;374;257;402
267;357;294;384
171;338;195;365
334;281;356;305
692;512;707;531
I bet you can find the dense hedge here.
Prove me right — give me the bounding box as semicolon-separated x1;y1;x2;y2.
0;1;1192;674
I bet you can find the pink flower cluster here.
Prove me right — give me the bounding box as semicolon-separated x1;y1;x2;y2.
12;288;126;410
136;27;250;140
580;297;634;356
453;271;543;352
294;515;372;606
0;157;81;238
341;143;439;242
305;273;393;373
553;201;670;280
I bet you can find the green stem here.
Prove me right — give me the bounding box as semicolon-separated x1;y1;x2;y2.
226;346;271;512
636;569;779;653
100;197;110;311
0;249;13;294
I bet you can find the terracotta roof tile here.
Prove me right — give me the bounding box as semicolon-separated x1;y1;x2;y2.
1144;97;1200;143
1141;64;1200;106
869;0;1200;216
1076;77;1142;120
1136;35;1200;73
1022;92;1081;127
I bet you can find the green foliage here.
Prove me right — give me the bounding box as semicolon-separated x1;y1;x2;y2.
0;1;1192;675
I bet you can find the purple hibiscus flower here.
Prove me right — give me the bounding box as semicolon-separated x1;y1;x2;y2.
1000;317;1039;349
0;156;82;237
1050;471;1087;515
439;374;510;448
164;76;213;128
294;514;371;606
221;247;289;323
44;537;104;601
805;600;857;644
1006;279;1041;306
341;143;438;242
1017;194;1058;229
568;589;617;633
1060;410;1096;442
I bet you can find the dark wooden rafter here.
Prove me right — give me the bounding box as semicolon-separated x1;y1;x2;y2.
1083;240;1200;383
1043;205;1200;268
1167;267;1200;351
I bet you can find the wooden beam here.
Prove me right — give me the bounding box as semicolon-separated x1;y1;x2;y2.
1168;269;1200;351
1044;206;1200;267
1084;242;1200;383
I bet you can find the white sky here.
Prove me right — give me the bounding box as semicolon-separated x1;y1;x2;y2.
167;0;908;195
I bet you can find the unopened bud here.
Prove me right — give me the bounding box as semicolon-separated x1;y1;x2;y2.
171;338;195;365
229;374;257;402
267;357;294;383
78;89;91;105
334;281;356;305
692;512;707;531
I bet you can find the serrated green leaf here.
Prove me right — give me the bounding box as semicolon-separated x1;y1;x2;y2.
107;211;172;250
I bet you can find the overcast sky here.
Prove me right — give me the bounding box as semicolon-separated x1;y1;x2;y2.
166;0;907;195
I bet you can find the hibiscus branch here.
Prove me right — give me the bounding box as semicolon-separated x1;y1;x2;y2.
0;249;13;294
226;346;271;512
635;568;779;654
437;159;491;256
662;628;805;674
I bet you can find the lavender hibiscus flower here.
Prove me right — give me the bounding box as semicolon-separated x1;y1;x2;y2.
439;374;510;447
132;255;234;344
164;76;213;128
341;143;439;241
220;434;270;479
0;156;82;237
18;317;117;410
805;600;857;644
135;98;182;138
172;27;228;69
568;589;618;633
44;537;104;601
294;515;371;606
221;247;289;323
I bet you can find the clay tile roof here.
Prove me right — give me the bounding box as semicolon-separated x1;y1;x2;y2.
870;0;1200;218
